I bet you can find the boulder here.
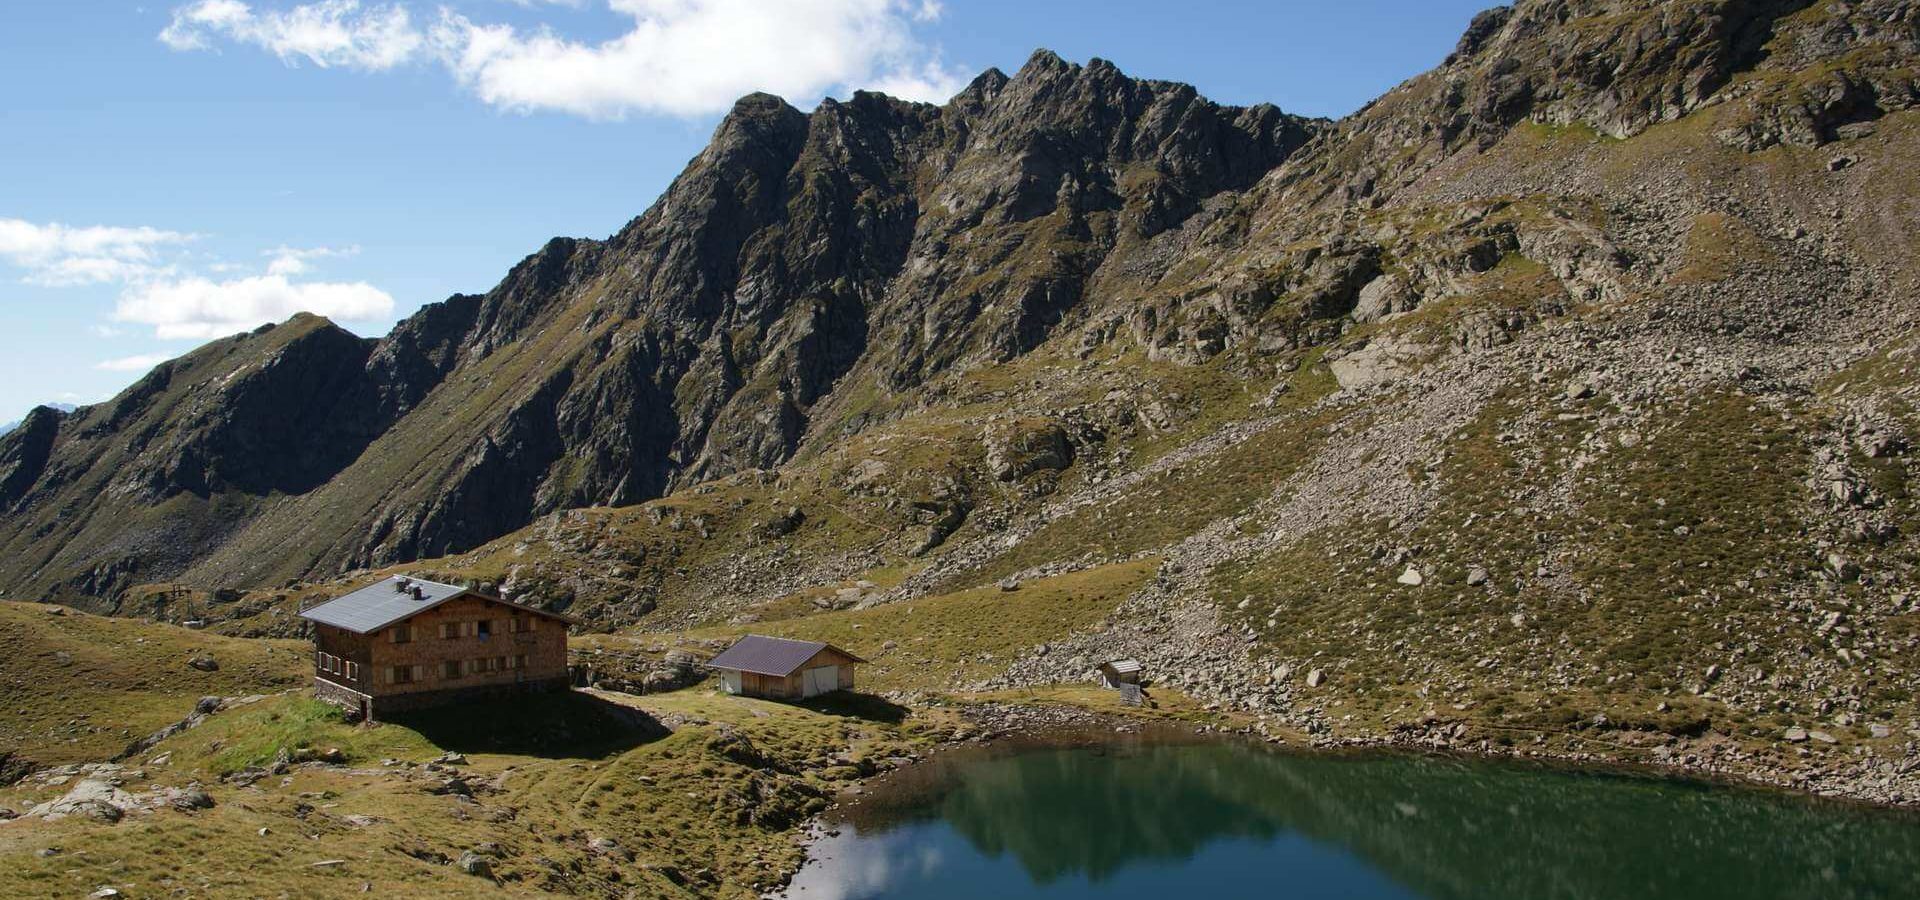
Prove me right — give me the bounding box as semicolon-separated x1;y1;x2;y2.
456;851;493;878
983;419;1073;482
1351;274;1418;323
186;654;220;672
167;786;215;811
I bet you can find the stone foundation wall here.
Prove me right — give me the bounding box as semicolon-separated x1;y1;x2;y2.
360;675;572;717
312;677;371;716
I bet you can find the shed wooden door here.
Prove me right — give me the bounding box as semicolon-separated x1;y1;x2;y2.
802;666;838;697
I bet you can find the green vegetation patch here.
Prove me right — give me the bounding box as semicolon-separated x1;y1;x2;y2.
687;559;1158;692
951;409;1337;589
0;602;307;766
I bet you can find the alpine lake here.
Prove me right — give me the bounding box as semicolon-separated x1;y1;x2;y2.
782;732;1920;900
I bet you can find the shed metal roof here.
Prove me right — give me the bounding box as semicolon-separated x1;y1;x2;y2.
299;575;575;634
1103;658;1142;674
706;634;864;677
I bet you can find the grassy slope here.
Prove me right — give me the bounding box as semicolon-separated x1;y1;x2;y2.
677;559;1160;692
0;602;308;766
0;686;950;899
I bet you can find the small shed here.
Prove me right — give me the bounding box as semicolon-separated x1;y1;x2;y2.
1098;658;1142;688
707;635;864;700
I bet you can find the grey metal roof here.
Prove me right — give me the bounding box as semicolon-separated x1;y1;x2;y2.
298;575;473;634
707;634;863;677
1103;659;1142;674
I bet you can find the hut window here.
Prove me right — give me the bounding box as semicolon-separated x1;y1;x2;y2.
390;666;415;684
440;622;458;639
441;660;464;680
513;653;528;670
390;624;414;644
345;661;359;681
476;619;493;638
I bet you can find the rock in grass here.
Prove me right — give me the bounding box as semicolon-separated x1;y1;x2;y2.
186;654;219;672
1827;553;1859;582
1466;566;1489;586
1305;668;1325;688
1784;727;1809;743
1809;730;1839;745
168;786;214;811
1397;567;1424;586
457;851;493;878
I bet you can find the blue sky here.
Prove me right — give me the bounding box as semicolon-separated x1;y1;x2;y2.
0;0;1491;420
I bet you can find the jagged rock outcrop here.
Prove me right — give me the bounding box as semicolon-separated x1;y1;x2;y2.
0;49;1318;602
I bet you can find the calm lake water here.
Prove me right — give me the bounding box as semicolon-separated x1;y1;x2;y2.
784;736;1920;900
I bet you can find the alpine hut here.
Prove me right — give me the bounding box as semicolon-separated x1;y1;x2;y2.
298;575;575;719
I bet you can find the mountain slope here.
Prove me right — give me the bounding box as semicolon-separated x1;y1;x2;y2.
0;54;1316;605
4;0;1920;794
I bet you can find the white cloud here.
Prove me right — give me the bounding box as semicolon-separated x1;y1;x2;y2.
265;243;358;276
3;217;394;340
95;353;178;372
159;0;968;118
113;274;395;339
0;218;194;286
160;0;422;69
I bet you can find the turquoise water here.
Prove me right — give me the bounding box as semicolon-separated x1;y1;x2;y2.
785;738;1920;899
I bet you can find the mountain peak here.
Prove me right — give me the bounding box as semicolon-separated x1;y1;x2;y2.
1019;47;1069;73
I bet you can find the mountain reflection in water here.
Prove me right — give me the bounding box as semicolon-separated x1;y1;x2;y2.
785;739;1920;899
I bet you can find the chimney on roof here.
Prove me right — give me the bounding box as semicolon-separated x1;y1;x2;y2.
410;586;425;601
394;576;411;593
